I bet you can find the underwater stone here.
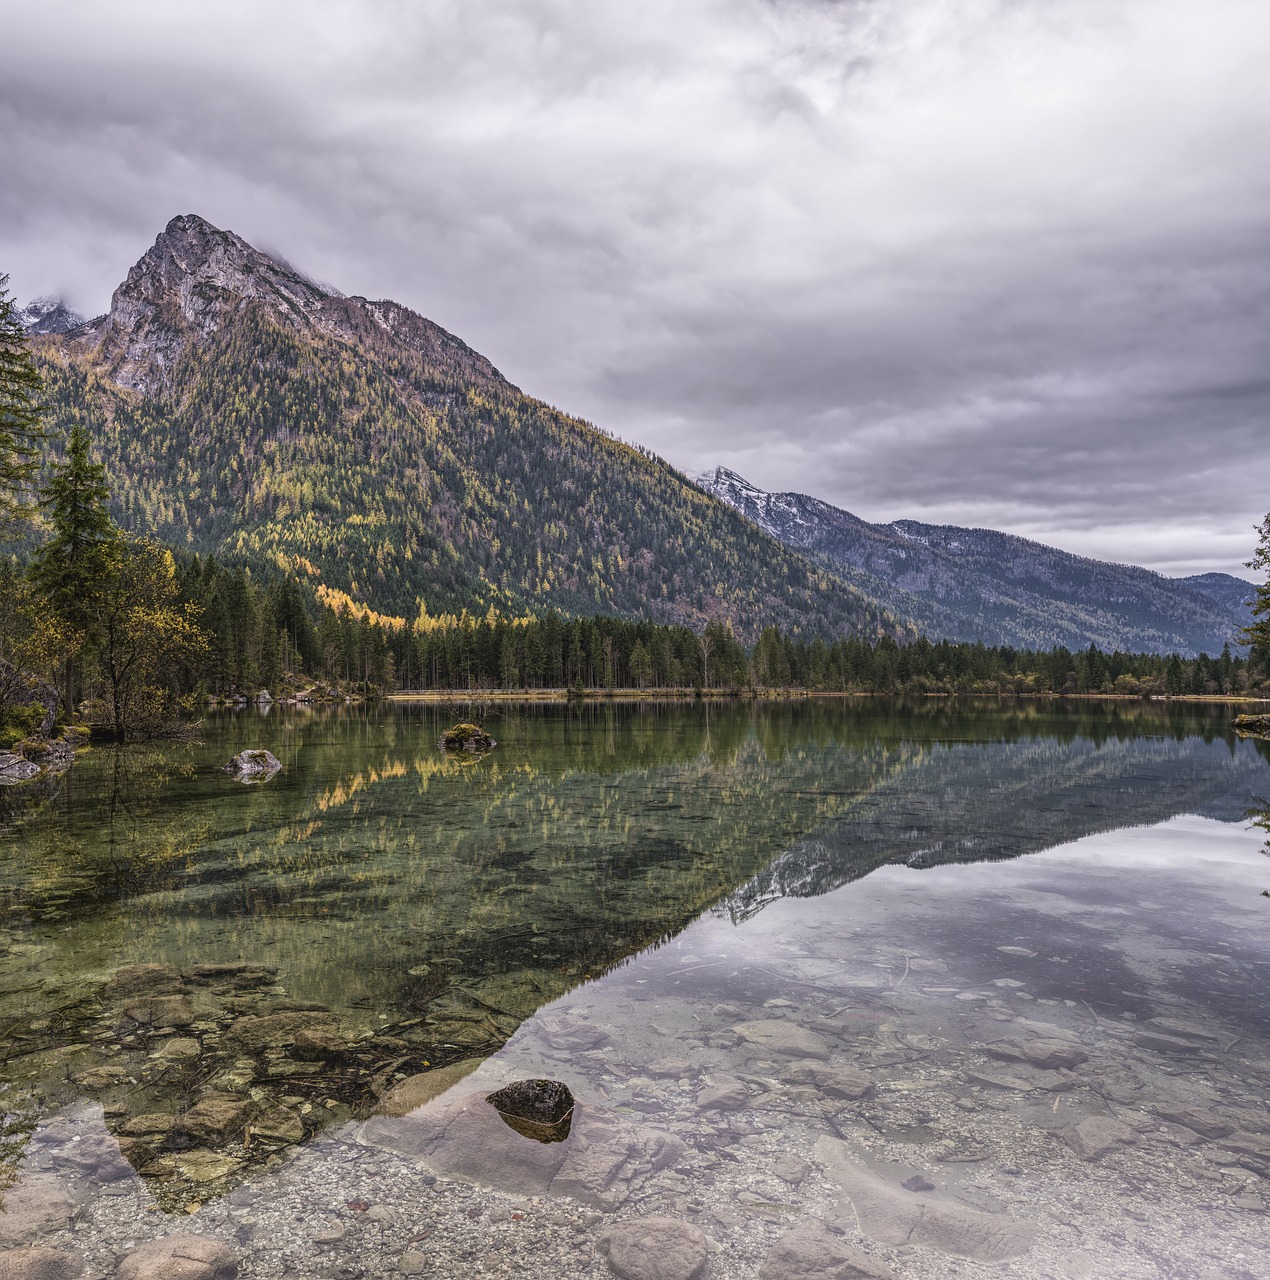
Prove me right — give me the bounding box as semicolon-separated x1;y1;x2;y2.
759;1219;894;1279
116;1234;237;1280
597;1216;708;1280
0;1248;85;1280
815;1136;1037;1261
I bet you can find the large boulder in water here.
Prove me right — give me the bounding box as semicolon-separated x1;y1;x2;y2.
222;750;282;783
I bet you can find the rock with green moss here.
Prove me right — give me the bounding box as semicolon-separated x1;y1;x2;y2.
439;723;496;753
1232;713;1270;738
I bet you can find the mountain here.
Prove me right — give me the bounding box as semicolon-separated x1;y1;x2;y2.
696;466;1251;656
26;215;900;641
18;296;87;335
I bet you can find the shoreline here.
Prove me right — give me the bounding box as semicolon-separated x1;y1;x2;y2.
385;688;1270;705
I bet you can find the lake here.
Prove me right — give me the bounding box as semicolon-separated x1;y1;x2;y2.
0;700;1267;1278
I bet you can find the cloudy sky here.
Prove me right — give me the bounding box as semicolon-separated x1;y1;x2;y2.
3;0;1268;577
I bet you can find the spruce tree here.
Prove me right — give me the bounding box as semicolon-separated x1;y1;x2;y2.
0;275;48;530
1241;513;1270;665
30;421;118;709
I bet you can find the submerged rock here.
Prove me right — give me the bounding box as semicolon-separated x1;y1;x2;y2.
116;1234;237;1280
815;1136;1036;1261
733;1019;830;1059
0;1177;79;1246
359;1088;685;1209
105;962;185;1000
379;1059;485;1117
984;1038;1088;1070
782;1062;875;1100
759;1219;894;1279
1067;1115;1137;1160
597;1216;709;1280
0;1247;85;1280
221;750;282;783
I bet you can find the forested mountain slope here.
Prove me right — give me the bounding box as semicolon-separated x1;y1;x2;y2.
29;215;901;641
697;467;1250;656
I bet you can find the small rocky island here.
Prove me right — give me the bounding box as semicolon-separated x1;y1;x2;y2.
1232;713;1270;738
439;723;496;753
222;749;283;783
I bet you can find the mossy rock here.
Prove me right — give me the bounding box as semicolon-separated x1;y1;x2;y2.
1232;713;1270;738
440;723;496;753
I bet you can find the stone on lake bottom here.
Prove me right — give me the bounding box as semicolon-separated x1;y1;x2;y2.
815;1137;1036;1261
378;1058;485;1116
733;1020;830;1058
124;995;196;1027
696;1075;749;1111
1067;1116;1137;1161
759;1219;894;1279
782;1063;874;1100
359;1088;685;1210
984;1038;1088;1070
597;1216;708;1280
0;1177;79;1246
0;1248;85;1280
178;1095;255;1143
104;963;184;1001
155;1037;202;1061
116;1234;237;1280
1155;1106;1232;1139
248;1105;305;1144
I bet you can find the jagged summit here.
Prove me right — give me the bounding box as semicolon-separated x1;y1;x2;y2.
113;213;333;324
59;213;504;394
18;296;87;335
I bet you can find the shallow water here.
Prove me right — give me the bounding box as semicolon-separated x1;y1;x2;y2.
1;701;1267;1277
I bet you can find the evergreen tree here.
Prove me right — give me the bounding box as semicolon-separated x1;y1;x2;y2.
1240;513;1270;665
30;421;118;710
0;276;48;531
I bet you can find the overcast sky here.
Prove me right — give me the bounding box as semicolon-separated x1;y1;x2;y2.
3;0;1268;577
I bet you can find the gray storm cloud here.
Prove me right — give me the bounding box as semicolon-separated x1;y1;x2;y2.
1;0;1267;576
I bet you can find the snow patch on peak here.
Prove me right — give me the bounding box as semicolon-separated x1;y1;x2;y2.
696;466;768;501
18;296;87;335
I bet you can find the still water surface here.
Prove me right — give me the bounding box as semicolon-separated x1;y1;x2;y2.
0;701;1267;1278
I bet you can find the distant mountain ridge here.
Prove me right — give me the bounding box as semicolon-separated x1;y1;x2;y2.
24;215;899;642
696;467;1251;656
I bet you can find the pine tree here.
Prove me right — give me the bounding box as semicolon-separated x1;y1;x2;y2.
30;421;118;709
1241;513;1270;665
0;275;48;531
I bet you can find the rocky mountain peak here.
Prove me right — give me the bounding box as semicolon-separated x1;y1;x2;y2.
86;214;336;393
19;296;88;335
